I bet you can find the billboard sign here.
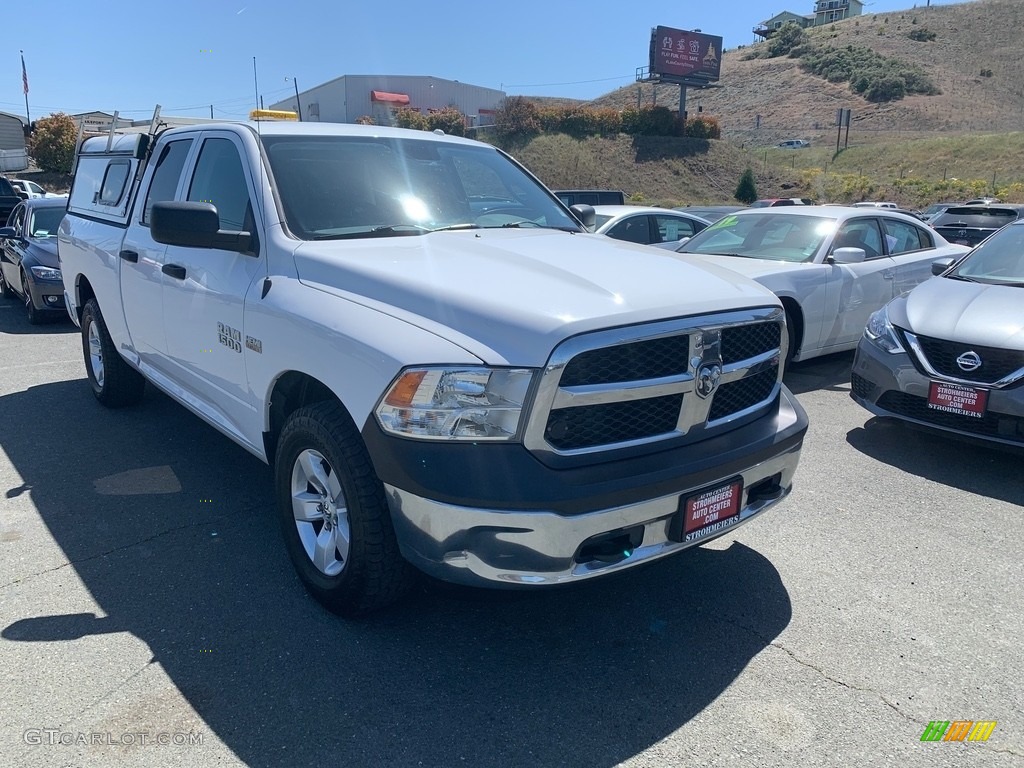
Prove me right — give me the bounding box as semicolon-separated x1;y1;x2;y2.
650;26;723;83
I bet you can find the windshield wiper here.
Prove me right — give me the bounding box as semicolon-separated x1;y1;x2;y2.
429;223;480;233
945;274;979;282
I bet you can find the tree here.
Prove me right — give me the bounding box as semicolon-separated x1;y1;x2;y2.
735;168;758;204
27;112;78;173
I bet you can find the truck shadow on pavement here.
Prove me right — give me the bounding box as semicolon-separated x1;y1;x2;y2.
846;417;1024;506
1;379;792;768
782;351;855;396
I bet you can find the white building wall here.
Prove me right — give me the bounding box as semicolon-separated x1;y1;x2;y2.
269;75;504;126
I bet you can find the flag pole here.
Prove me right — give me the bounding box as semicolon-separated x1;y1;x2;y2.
20;50;30;125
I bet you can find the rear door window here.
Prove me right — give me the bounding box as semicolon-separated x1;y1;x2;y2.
881;217;932;254
142;139;193;225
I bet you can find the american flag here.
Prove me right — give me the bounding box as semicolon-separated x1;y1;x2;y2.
21;51;28;95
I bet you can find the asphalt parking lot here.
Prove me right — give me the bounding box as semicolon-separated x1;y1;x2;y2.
1;303;1021;768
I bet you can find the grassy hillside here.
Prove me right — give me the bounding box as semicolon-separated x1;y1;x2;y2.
590;0;1023;146
514;0;1024;207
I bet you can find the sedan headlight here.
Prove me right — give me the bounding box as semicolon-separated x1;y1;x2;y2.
376;367;534;440
864;306;905;354
30;265;62;281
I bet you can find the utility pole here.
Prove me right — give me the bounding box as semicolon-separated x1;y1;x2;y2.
210;105;214;119
288;77;302;121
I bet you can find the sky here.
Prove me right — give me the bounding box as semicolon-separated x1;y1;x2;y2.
2;0;971;124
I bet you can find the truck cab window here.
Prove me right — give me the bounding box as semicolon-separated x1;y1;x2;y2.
187;138;252;232
143;140;193;224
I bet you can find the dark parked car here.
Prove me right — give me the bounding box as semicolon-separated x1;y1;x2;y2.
852;218;1024;449
930;205;1024;247
0;197;69;323
552;189;626;207
673;205;747;222
920;201;963;223
0;175;23;222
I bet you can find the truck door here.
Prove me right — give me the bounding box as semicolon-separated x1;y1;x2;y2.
159;132;263;444
121;138;195;362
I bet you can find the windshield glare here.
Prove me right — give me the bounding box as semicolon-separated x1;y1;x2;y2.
260;135;579;240
951;224;1024;285
677;213;836;263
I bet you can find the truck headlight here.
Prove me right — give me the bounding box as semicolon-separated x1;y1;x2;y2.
376;367;534;440
864;306;904;354
30;266;62;281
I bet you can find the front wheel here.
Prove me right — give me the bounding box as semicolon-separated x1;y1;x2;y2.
0;268;11;299
81;299;145;406
23;272;41;325
275;401;413;616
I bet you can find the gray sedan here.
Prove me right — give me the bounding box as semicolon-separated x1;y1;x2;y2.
851;219;1024;448
0;197;68;323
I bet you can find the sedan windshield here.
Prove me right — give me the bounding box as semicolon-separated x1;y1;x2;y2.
949;224;1024;286
676;213;836;263
260;135;579;240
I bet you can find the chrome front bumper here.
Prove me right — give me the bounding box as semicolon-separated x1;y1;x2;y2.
384;442;802;587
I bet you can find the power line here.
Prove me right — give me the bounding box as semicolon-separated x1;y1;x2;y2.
503;75;633;89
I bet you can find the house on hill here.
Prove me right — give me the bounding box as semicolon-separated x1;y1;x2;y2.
754;0;864;39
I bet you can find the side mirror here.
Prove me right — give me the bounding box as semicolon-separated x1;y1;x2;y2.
0;226;16;239
570;203;596;231
931;257;955;276
151;201;253;254
831;246;866;264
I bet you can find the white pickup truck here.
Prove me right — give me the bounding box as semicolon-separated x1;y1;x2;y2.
58;119;807;615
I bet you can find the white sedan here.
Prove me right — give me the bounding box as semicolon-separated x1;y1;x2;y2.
664;207;970;362
591;205;711;247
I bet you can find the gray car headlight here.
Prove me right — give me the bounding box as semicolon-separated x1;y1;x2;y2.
30;266;62;281
864;306;905;354
376;367;534;440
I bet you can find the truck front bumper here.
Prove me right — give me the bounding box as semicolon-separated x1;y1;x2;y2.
377;388;807;587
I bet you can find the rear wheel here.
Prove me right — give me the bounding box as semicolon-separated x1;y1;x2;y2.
81;299;145;406
783;306;800;369
275;401;413;616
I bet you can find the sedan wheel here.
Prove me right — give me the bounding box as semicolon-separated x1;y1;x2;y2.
22;272;41;325
0;269;11;299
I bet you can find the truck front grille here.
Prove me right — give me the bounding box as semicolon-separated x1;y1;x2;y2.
524;308;786;458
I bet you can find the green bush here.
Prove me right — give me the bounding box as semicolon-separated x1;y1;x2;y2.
746;22;810;60
800;45;939;102
27;112;78;173
685;116;721;139
734;168;758;204
426;106;466;137
392;107;428;131
907;28;936;42
494;96;542;142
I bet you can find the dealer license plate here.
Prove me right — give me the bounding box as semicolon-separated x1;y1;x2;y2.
670;478;743;543
927;381;988;419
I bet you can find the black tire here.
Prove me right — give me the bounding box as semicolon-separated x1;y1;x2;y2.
81;298;145;407
23;272;41;325
783;306;799;369
0;268;11;299
275;401;413;616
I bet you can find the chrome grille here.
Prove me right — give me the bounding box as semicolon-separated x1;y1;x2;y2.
560;335;690;386
524;308;785;457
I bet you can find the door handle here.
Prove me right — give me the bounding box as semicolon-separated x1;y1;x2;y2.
882;269;895;280
162;264;187;280
119;249;139;263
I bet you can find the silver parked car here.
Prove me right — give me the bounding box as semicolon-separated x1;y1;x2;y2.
591;205;710;247
665;207;969;362
851;219;1024;448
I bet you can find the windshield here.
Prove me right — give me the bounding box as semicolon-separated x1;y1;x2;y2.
676;213;835;263
29;207;65;238
949;223;1024;286
260;135;579;240
932;208;1019;229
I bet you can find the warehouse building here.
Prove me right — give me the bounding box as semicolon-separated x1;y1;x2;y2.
0;111;28;172
268;75;505;127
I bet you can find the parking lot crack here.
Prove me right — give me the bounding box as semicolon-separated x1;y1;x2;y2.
0;514;241;591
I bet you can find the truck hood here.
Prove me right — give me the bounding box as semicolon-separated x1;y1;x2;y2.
292;229;779;366
890;276;1024;349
